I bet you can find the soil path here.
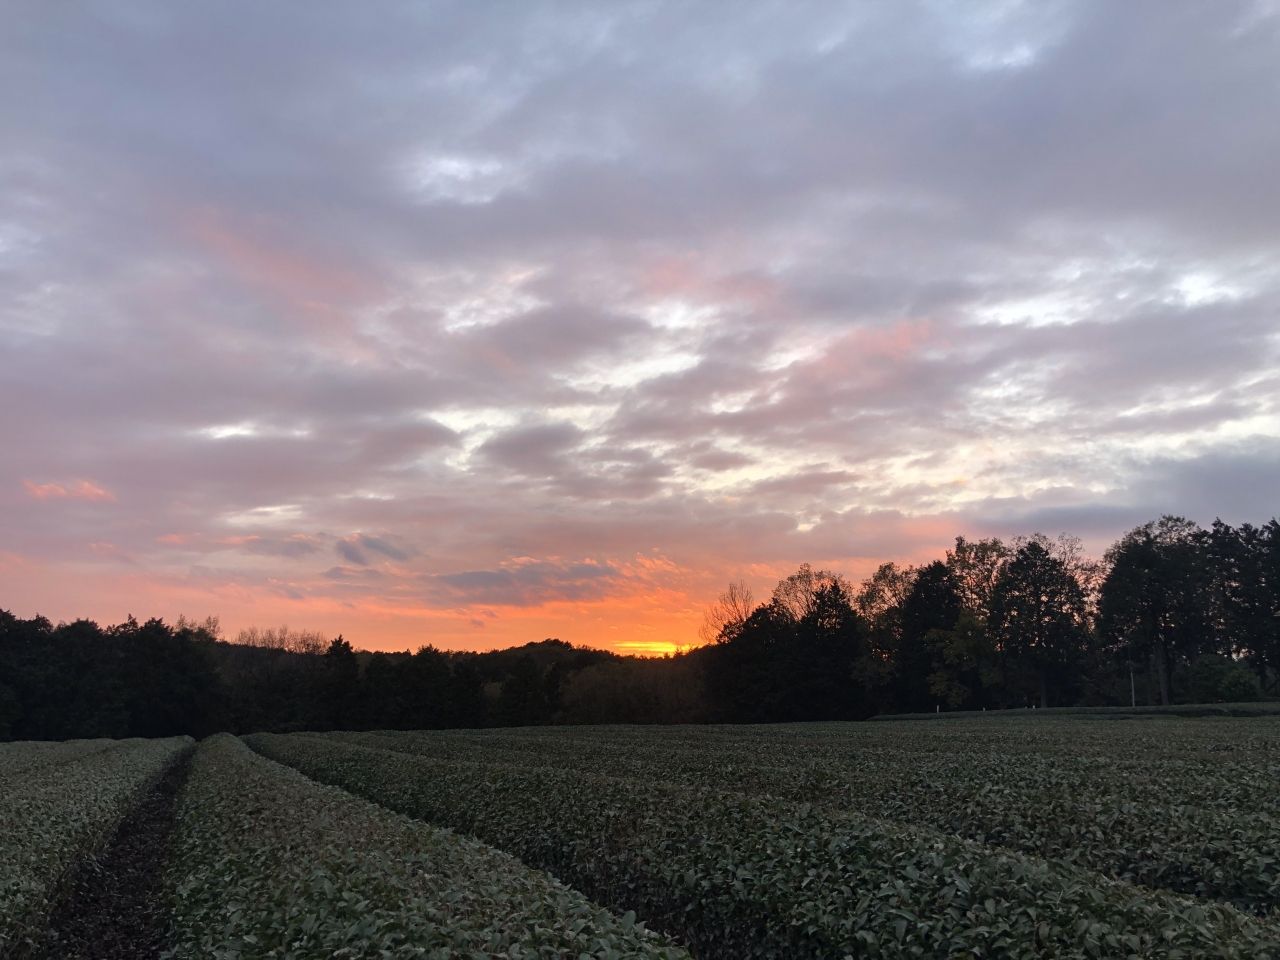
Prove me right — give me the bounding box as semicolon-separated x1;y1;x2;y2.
36;748;193;959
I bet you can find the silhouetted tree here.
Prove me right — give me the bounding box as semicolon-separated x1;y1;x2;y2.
497;654;554;725
451;658;487;727
770;563;851;621
708;569;869;721
928;612;1000;710
699;580;755;644
0;611;224;739
894;561;963;712
990;540;1088;708
788;581;872;719
705;603;790;721
5;511;1279;738
321;635;360;729
1203;519;1279;690
855;562;915;660
1099;517;1212;705
401;645;454;728
946;536;1011;624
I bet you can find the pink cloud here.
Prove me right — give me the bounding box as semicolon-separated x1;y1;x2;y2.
88;541;135;564
808;320;936;381
178;205;376;344
639;255;784;319
23;479;117;502
0;551;34;574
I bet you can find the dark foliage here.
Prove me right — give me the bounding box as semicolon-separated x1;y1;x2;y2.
0;613;224;740
2;514;1277;738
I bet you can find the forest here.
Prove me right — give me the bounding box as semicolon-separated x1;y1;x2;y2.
2;514;1277;740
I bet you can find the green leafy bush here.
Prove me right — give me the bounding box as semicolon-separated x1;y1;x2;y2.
251;732;1280;960
0;736;190;956
164;734;690;959
0;738;125;786
331;719;1280;914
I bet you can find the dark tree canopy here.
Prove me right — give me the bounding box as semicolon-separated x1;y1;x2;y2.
2;513;1277;739
989;540;1088;708
1100;517;1214;706
893;561;964;712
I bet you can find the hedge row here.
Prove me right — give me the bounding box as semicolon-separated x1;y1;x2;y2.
165;734;691;959
251;733;1280;960
0;738;127;785
0;736;191;956
336;722;1280;914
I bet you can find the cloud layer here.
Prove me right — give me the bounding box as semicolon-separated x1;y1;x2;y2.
3;1;1278;651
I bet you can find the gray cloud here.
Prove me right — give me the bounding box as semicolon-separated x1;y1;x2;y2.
356;535;411;562
335;539;368;566
432;559;621;607
476;422;585;479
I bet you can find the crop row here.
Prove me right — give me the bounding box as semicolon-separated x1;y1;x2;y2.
332;719;1280;798
333;723;1280;915
0;736;190;957
165;734;690;959
0;737;127;785
250;733;1280;960
402;715;1280;773
337;726;1280;813
369;715;1280;761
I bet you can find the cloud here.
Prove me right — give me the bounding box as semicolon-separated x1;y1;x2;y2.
335;539;368;565
355;534;411;561
2;0;1278;650
475;422;585;478
231;534;320;558
432;558;622;607
23;479;116;502
334;533;411;566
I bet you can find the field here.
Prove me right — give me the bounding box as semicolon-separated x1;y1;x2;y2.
2;717;1279;958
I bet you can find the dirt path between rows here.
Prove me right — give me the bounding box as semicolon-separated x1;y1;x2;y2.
36;749;193;959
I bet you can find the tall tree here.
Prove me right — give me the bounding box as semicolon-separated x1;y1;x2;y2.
990;540;1088;708
1099;516;1211;705
928;612;1000;710
770;564;851;622
853;562;915;707
707;568;869;721
1261;520;1280;692
1203;520;1278;689
403;645;457;728
321;635;360;730
946;536;1010;624
699;580;756;644
785;581;871;720
894;561;963;712
855;562;916;659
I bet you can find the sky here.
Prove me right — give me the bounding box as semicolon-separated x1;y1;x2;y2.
3;1;1279;654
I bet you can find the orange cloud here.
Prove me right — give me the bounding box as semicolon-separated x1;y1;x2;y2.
1;512;980;657
23;479;116;502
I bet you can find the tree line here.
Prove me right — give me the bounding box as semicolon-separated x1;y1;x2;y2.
703;516;1278;721
1;515;1276;739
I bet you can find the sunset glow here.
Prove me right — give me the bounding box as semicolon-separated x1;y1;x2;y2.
3;2;1279;653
